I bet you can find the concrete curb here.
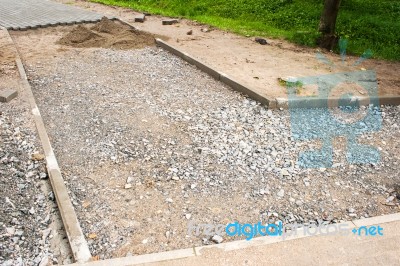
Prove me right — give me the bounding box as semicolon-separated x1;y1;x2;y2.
70;248;196;266
66;212;400;266
153;38;400;109
3;28;92;263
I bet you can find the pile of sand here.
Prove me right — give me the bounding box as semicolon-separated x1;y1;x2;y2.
57;17;155;49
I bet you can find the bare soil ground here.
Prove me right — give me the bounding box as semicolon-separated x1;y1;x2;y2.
9;19;400;261
54;0;400;99
58;17;157;49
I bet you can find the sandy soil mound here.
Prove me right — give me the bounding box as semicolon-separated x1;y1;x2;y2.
91;16;124;34
58;25;104;47
57;17;155;49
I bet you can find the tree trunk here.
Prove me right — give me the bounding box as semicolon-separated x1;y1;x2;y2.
318;0;341;50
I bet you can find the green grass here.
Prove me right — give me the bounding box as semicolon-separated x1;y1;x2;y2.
91;0;400;61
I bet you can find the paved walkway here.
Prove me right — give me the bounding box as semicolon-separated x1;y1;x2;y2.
0;0;112;30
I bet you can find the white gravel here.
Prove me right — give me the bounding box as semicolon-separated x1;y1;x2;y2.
0;103;72;265
26;47;400;258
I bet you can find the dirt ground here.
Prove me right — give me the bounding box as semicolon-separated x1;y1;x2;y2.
52;0;400;99
57;17;157;49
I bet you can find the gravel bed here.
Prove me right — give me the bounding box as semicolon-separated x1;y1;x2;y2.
27;47;400;259
0;102;72;265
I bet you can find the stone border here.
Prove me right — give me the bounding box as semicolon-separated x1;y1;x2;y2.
66;212;400;266
154;38;400;109
2;28;92;263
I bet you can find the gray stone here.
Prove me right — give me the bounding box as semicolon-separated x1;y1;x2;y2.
39;172;47;179
6;227;15;235
255;38;268;45
162;19;179;25
386;196;395;202
134;14;145;23
211;235;223;244
0;89;18;103
281;169;290;177
165;198;173;203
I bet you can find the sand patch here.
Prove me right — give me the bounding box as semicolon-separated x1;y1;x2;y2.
57;17;155;49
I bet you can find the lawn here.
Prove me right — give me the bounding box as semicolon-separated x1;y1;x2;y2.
91;0;400;60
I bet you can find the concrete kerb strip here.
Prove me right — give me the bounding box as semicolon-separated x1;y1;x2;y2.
66;212;400;266
274;95;400;109
2;28;92;263
151;38;400;109
68;248;196;266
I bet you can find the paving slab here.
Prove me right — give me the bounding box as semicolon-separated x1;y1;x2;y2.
0;88;18;102
0;0;114;30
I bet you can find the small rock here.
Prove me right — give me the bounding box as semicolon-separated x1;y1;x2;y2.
255;38;268;45
39;172;48;179
126;176;133;184
281;169;290;177
48;191;55;201
38;255;49;266
185;213;192;219
386;196;395;202
124;184;132;189
5;197;15;208
42;228;51;240
134;14;146;23
295;200;303;206
166;198;173;203
6;227;15;235
348;208;355;213
202;238;210;245
277;189;285;198
162;19;179;25
211;235;223;244
32;153;45;161
187;30;193;35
